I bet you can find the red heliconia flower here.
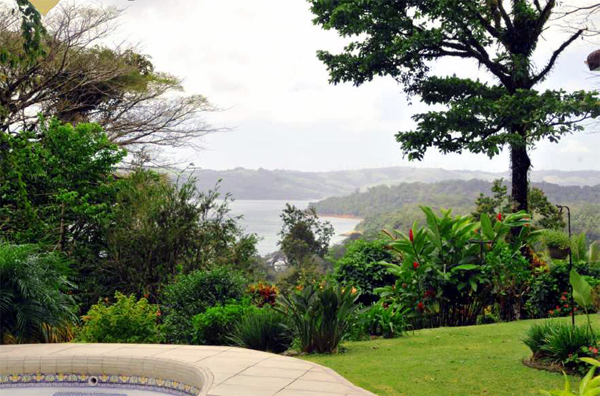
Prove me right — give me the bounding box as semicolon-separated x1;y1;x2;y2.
564;304;569;309
561;296;567;301
497;213;502;221
417;302;424;312
409;229;414;243
413;261;420;270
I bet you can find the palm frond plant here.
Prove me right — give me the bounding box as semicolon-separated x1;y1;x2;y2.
0;243;78;344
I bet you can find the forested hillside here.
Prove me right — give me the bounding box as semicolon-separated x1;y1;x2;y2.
185;167;600;200
310;180;600;241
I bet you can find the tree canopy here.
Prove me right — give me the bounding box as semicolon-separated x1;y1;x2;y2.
309;0;600;212
0;3;220;164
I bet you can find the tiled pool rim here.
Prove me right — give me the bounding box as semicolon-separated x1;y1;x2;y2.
0;344;376;396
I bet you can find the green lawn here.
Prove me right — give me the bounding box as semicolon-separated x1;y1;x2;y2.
303;316;593;396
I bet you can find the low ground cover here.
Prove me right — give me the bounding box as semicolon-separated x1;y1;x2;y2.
304;316;595;396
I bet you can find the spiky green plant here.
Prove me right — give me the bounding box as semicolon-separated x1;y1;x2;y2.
278;284;360;354
229;307;293;353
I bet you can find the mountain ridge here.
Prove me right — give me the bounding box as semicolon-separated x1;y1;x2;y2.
185;166;600;200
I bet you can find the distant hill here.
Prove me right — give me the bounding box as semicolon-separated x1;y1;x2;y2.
310;179;600;218
184;167;600;200
309;179;600;242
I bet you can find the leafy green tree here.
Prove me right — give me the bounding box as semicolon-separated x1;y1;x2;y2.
0;5;220;163
0;118;126;251
473;179;565;230
99;170;258;303
278;204;334;267
309;1;600;212
0;243;77;344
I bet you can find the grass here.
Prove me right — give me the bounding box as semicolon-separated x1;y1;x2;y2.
303;316;596;396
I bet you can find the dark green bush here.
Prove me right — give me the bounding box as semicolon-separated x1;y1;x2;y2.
278;284;360;354
76;293;162;344
230;307;294;353
0;243;78;344
160;267;247;344
192;301;258;345
333;239;396;305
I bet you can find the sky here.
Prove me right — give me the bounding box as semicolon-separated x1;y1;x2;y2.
32;0;600;172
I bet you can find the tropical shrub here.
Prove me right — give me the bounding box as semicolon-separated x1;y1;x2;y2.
524;263;600;319
230;307;294;353
333;239;397;305
378;207;537;327
76;293;162;344
486;245;533;321
247;282;279;307
0;244;78;344
192;301;258;346
278;284;360;354
357;303;408;339
160;267;248;344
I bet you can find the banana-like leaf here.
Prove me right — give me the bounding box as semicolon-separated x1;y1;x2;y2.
571;269;593;309
580;366;597;394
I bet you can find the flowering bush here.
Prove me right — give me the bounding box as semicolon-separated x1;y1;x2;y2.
377;207;537;327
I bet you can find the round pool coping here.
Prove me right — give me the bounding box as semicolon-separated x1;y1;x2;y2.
0;344;376;396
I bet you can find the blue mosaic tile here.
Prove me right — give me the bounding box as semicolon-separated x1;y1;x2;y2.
0;373;200;396
54;393;127;396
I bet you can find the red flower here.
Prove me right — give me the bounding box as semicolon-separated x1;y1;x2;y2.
593;348;598;354
417;302;424;312
497;213;502;221
561;296;567;301
409;229;414;243
549;310;554;315
564;304;569;309
413;261;420;270
575;307;578;312
556;306;560;310
402;283;407;288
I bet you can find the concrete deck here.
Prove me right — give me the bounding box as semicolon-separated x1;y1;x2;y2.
0;344;375;396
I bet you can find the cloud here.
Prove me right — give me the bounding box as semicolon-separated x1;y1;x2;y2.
7;0;600;172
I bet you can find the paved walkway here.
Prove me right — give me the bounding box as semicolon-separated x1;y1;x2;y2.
0;344;376;396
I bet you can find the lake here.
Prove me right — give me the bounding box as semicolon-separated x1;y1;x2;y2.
227;200;362;256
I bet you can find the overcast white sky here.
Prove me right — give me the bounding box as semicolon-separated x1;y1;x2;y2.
42;1;600;172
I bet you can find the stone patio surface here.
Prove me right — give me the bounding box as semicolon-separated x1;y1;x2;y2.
0;344;376;396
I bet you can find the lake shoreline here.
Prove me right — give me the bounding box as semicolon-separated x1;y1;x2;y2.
319;213;364;220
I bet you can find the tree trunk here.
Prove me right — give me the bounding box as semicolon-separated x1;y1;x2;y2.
510;142;531;213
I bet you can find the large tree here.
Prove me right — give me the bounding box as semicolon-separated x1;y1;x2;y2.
309;0;600;212
1;3;220;163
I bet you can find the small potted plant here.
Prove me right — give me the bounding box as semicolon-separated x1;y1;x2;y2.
543;230;571;260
